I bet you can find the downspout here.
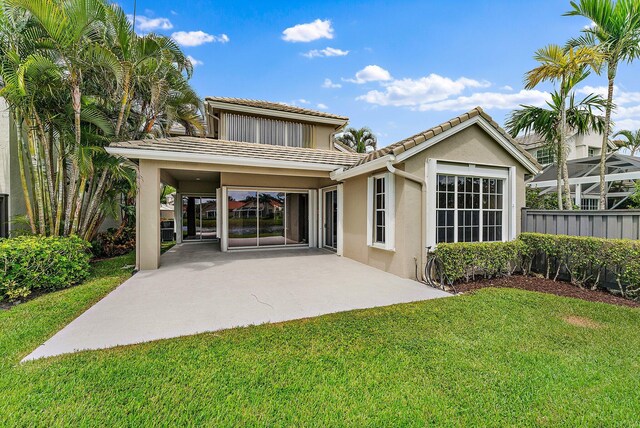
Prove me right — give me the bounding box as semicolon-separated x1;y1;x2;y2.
385;157;428;283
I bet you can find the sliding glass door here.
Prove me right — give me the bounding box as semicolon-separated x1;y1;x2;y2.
323;189;338;250
227;189;308;248
182;196;217;241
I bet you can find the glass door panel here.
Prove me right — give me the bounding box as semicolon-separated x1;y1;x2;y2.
258;192;285;246
228;191;258;248
324;190;337;250
285;193;309;245
182;196;217;241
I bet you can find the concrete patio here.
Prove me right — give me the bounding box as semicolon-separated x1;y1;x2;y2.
24;243;449;361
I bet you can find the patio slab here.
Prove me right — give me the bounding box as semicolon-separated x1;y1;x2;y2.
24;244;449;361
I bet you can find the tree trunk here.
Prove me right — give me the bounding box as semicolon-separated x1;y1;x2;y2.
559;86;572;210
599;64;617;210
556;141;563;209
115;70;131;138
64;79;82;235
13;111;36;234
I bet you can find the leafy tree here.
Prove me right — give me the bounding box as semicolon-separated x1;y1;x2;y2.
520;44;602;210
613;129;640;156
526;187;560;209
336;127;377;153
507;90;606;209
0;0;201;239
629;181;640;208
566;0;640;208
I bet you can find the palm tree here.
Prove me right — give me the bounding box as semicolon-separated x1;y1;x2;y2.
566;0;640;208
336;127;377;153
506;91;607;209
0;0;200;239
523;44;602;209
613;129;640;156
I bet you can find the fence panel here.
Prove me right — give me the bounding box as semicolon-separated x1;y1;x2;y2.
522;209;640;240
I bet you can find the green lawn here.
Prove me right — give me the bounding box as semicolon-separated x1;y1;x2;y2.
1;253;640;426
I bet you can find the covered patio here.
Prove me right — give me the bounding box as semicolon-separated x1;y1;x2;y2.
24;243;449;361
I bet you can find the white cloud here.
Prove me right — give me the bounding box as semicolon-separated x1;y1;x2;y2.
303;47;349;58
282;19;334;42
317;103;328;109
501;85;513;91
345;65;392;84
357;73;490;106
412;89;551;112
187;55;203;67
172;31;229;46
127;15;173;31
577;85;640;130
322;78;341;89
584;20;596;30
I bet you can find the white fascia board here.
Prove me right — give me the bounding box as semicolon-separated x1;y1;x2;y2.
330;155;393;181
105;147;340;172
394;116;541;175
206;101;348;127
529;170;640;188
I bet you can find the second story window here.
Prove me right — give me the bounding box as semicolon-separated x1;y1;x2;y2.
535;147;555;165
225;113;314;148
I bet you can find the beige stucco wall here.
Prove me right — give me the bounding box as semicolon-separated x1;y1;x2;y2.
221;172;333;189
342;124;528;279
314;124;337;150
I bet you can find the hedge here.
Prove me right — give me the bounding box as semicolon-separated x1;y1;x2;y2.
0;236;91;300
520;233;640;298
433;234;640;300
433;240;526;284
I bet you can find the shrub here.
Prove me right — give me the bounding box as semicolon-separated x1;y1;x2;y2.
0;236;91;301
91;227;135;258
520;233;640;298
434;240;526;284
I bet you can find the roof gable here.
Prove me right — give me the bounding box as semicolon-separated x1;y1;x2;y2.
345;107;541;174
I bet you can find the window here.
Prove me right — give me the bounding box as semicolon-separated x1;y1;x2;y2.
374;177;386;243
588;147;598;157
224;113;314;148
580;198;599;210
536;147;555;165
367;173;395;250
436;174;504;244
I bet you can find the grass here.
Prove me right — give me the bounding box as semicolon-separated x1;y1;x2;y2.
1;253;640;426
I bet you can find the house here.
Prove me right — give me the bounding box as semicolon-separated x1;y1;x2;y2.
517;130;618;166
0;98;24;238
528;152;640;209
106;98;540;279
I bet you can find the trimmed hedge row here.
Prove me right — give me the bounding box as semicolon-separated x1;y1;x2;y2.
520;233;640;297
0;236;91;300
433;240;525;284
433;233;640;299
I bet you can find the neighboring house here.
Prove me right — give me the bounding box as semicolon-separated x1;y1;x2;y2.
107;98;540;280
0;98;24;238
528;153;640;210
517;130;618;166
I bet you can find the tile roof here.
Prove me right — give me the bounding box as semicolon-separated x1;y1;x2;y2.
346;106;540;170
109;137;364;168
205;96;349;121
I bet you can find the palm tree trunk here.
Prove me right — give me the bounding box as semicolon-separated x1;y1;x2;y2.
25;117;46;234
65;78;82;235
115;71;131;137
556;141;563;209
13;111;36;234
559;87;572;210
599;64;617;210
80;168;109;235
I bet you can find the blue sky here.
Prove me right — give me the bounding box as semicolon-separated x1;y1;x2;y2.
119;0;640;147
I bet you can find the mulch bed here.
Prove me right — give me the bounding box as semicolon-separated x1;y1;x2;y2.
454;275;640;308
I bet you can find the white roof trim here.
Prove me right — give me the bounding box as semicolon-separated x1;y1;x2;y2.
105;147;341;172
330;155;393;181
207;100;348;127
529;170;640;188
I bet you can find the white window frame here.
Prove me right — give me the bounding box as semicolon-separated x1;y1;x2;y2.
426;160;516;248
367;172;395;251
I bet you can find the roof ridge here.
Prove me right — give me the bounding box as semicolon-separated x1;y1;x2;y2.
205;96;349;121
345;107;540;171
